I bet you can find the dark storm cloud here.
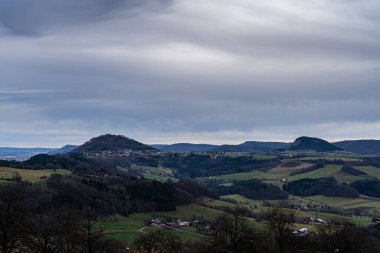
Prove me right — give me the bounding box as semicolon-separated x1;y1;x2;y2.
0;0;380;146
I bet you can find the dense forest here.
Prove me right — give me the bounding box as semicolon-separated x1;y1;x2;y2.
159;154;281;178
211;179;288;200
351;180;380;198
284;177;359;198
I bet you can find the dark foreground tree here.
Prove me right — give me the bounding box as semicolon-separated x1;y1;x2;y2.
133;230;183;253
0;184;27;253
263;205;295;253
23;212;61;253
201;209;269;253
315;218;379;253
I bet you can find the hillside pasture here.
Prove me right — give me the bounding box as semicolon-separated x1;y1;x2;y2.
300;156;363;162
205;162;311;182
354;166;380;178
0;167;69;183
205;164;366;183
131;165;178;182
305;195;380;212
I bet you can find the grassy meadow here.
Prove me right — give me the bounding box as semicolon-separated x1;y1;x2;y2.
0;167;69;183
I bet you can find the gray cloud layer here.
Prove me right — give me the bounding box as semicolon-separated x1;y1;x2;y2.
0;0;380;146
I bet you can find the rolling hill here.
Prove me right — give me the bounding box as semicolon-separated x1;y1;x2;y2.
288;136;342;152
212;141;289;152
334;140;380;155
0;147;55;161
151;143;217;152
73;134;157;153
48;145;77;155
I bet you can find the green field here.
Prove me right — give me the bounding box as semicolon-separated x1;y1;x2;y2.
207;170;264;181
305;195;380;212
0;167;69;183
221;154;276;159
204;199;236;208
354;166;380;179
131;165;178;182
289;164;342;180
222;194;265;207
300;156;363;162
161;204;223;220
205;164;366;183
142;173;178;182
205;163;310;181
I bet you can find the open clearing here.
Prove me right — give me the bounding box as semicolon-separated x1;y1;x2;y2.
0;167;69;183
131;165;178;182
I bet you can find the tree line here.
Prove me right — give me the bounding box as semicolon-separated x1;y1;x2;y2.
209;179;289;200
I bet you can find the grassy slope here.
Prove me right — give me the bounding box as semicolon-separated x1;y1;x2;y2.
131;165;178;182
354;166;380;178
207;164;373;183
305;195;380;211
0;167;69;183
300;157;363;162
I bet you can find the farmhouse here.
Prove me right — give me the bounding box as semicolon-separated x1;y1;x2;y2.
293;227;309;236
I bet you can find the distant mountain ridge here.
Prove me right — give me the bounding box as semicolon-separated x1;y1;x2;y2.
73;134;157;153
0;147;55;160
334;140;380;155
48;145;78;155
151;143;218;152
0;145;78;161
3;136;380;158
151;138;344;153
212;141;289;153
0;147;55;155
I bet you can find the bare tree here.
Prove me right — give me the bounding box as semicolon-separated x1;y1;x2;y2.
55;207;82;253
263;205;295;253
0;184;26;253
203;209;267;253
134;230;182;253
315;218;375;253
80;208;112;253
24;212;61;253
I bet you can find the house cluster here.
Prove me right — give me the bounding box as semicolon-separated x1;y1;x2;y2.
145;217;212;234
146;218;190;230
87;149;160;158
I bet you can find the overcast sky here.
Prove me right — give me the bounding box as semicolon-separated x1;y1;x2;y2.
0;0;380;147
